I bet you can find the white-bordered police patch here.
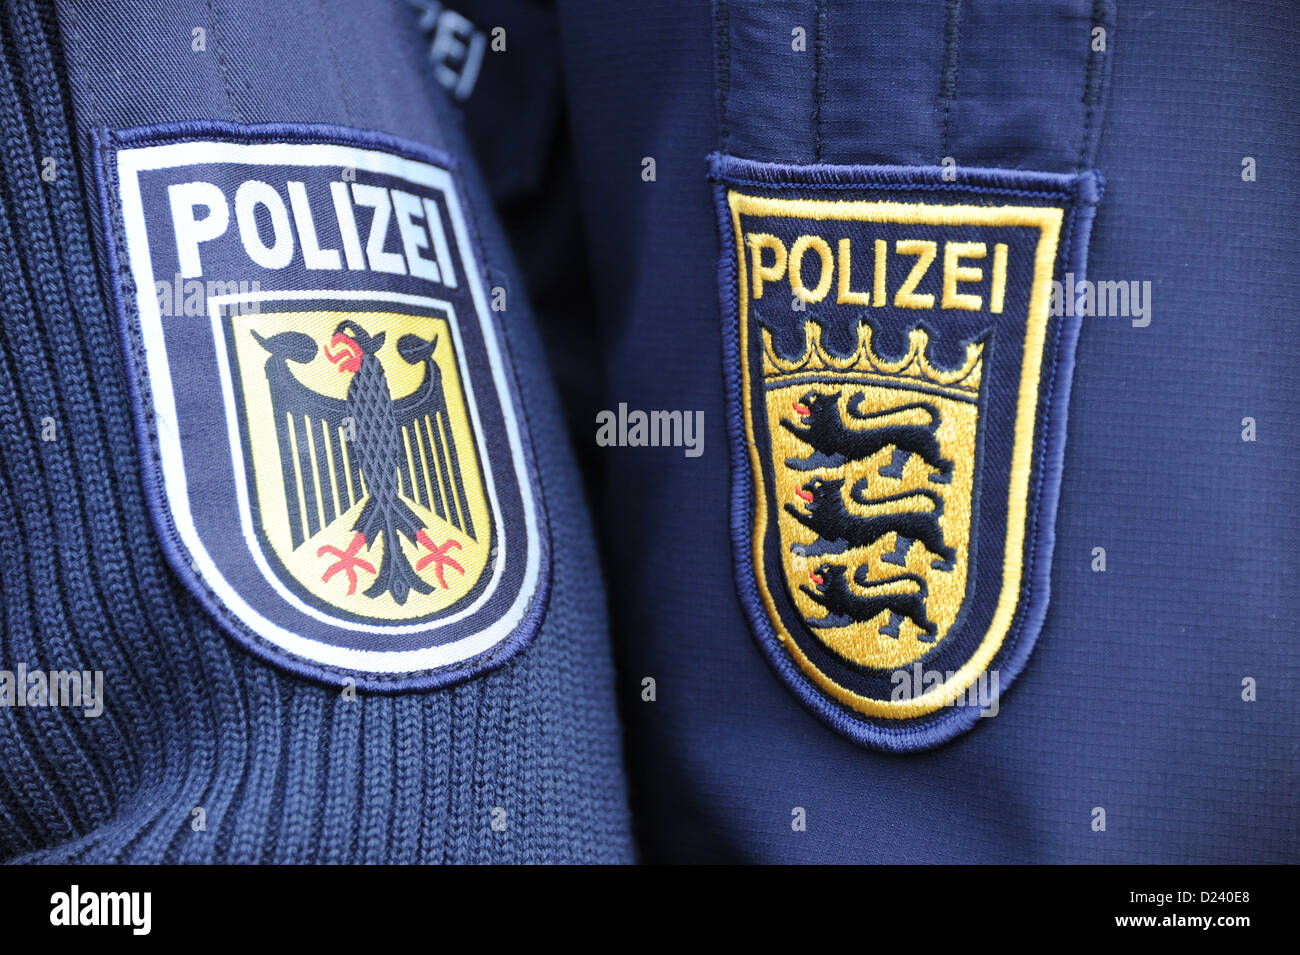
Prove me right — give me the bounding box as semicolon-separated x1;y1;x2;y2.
95;122;549;690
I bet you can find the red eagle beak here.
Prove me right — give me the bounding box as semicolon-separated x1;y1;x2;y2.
325;333;363;374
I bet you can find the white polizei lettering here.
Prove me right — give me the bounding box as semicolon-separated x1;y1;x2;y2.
166;177;458;284
391;188;442;282
234;180;294;270
168;181;229;278
286;181;341;270
423;197;458;288
350;182;406;275
329;181;366;270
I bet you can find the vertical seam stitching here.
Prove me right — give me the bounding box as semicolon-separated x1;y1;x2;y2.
316;0;356;125
714;0;731;152
939;0;963;160
204;0;244;123
813;0;827;162
1076;0;1109;171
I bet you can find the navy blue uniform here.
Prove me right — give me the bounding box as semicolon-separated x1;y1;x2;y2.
534;0;1297;862
0;0;1294;865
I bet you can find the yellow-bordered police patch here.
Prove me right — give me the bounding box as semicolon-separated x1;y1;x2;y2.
711;155;1101;751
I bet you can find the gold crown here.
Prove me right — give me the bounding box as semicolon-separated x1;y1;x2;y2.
761;321;983;395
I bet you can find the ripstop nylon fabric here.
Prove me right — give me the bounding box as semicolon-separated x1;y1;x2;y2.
553;0;1298;861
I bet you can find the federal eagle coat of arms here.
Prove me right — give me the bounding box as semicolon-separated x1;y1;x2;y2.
98;123;549;689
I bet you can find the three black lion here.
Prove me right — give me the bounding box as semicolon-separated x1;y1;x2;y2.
782;388;960;638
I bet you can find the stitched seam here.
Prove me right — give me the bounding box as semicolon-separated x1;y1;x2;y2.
60;2;97;131
709;154;1081;194
939;0;962;159
1077;0;1110;171
714;0;731;151
112;119;461;169
978;201;1079;718
204;0;244;123
813;0;827;162
720;175;1071;200
316;0;355;126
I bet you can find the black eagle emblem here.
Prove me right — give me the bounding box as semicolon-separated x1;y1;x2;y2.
252;319;475;604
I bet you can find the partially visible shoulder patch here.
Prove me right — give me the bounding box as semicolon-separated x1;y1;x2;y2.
710;154;1101;751
96;121;548;690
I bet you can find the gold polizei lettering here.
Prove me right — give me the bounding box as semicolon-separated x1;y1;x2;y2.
744;231;1009;312
748;232;787;300
789;235;833;303
836;238;870;305
990;242;1008;314
893;239;937;309
873;238;887;306
942;241;986;311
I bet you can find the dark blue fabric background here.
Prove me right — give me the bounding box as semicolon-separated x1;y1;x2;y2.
0;0;1292;864
542;0;1298;861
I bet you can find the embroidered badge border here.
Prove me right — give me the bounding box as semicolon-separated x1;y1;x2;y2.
94;121;551;691
711;154;1102;751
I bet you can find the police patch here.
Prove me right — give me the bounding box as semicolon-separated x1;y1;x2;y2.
711;155;1101;751
96;122;548;690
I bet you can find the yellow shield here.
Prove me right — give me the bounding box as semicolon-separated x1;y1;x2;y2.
763;323;981;670
715;160;1091;752
224;306;491;622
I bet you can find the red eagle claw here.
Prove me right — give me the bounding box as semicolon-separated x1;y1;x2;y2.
416;530;465;589
318;532;376;595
